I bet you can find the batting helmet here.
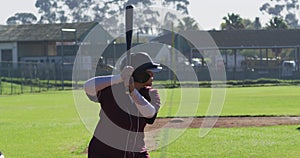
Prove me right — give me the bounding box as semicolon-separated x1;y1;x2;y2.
120;52;162;83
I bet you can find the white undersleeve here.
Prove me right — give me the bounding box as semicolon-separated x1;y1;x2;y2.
84;74;122;96
130;89;156;118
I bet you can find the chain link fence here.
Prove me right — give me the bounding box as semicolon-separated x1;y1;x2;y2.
0;60;117;95
0;61;71;95
1;59;299;95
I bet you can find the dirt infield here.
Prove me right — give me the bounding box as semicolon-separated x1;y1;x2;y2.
145;116;300;130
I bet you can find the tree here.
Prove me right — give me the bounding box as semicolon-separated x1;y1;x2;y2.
162;0;190;14
35;0;61;23
160;12;178;34
33;0;190;23
220;14;262;30
177;17;199;31
5;0;192;37
221;13;245;30
35;0;96;23
243;19;256;30
260;0;299;28
6;13;37;25
242;17;262;30
265;17;288;29
95;0;191;35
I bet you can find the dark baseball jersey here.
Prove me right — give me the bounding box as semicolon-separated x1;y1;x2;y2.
88;83;160;158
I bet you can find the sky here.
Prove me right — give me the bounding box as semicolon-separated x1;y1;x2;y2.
0;0;271;30
188;0;270;30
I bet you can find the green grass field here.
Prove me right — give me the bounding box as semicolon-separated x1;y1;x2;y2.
158;86;300;117
151;125;300;158
0;91;91;157
0;86;299;157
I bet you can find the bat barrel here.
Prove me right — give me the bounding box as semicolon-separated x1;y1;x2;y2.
125;5;134;65
125;5;134;34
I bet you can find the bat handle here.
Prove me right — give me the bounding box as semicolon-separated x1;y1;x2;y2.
125;82;130;94
125;51;132;94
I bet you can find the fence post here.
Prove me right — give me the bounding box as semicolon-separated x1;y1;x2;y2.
0;62;1;95
0;77;2;95
21;71;24;94
9;63;13;95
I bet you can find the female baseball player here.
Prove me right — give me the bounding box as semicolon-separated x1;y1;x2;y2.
84;52;161;158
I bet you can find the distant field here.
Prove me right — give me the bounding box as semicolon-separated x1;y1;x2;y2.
0;86;299;157
0;81;44;94
158;86;300;117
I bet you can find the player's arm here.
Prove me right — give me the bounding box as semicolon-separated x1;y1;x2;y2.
130;88;160;119
145;89;161;124
83;75;122;96
131;89;156;118
84;66;134;98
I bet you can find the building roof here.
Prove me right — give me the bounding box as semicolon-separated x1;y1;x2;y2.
0;22;100;42
152;29;300;49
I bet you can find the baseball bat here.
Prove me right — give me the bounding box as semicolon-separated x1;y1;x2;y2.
125;5;134;94
125;5;134;65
